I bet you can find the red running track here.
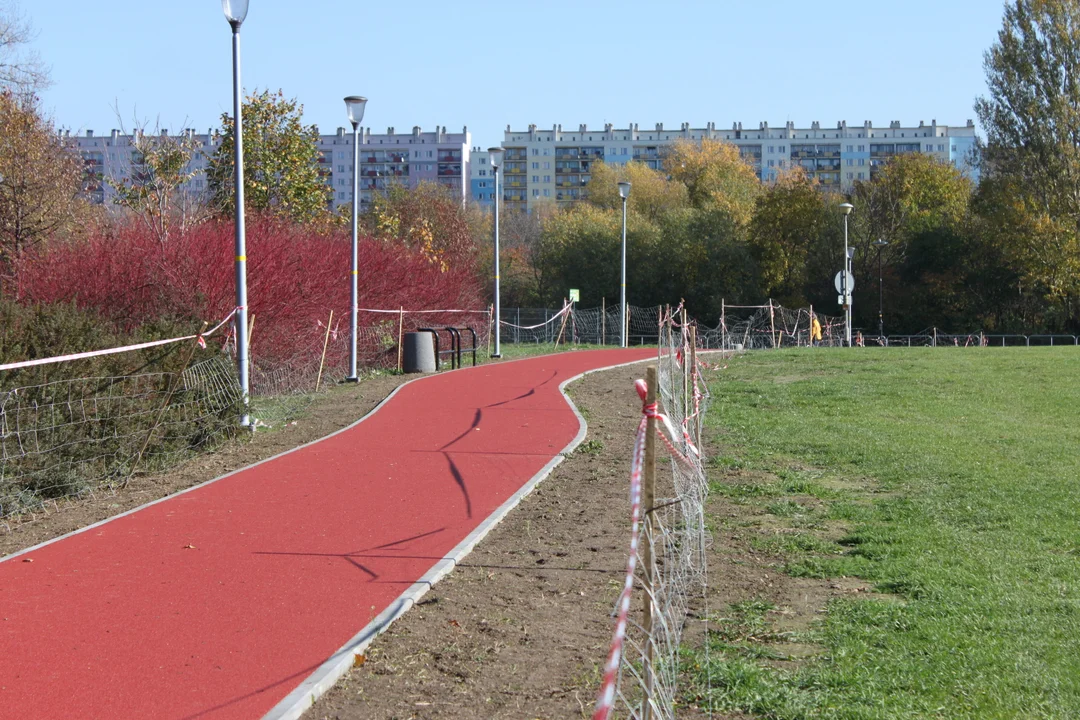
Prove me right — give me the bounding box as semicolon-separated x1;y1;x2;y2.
0;348;654;720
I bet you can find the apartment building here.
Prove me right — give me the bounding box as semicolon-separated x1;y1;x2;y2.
469;146;495;208
70;125;472;211
497;120;979;212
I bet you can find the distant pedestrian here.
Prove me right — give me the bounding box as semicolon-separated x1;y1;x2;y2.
811;316;823;346
856;330;864;347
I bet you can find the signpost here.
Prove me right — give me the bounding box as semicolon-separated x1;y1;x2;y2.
569;288;580;303
834;270;854;308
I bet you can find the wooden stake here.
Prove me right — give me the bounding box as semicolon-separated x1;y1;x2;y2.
690;325;701;451
315;310;334;392
553;300;570;349
642;364;658;720
681;308;689;421
601;296;606;345
769;298;777;349
397;306;405;373
721;298;726;348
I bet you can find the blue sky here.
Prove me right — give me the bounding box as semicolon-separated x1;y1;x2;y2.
35;1;1005;148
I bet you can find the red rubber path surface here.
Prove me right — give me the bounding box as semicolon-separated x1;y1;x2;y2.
0;348;654;720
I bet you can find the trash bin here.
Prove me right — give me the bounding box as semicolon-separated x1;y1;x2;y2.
403;331;437;373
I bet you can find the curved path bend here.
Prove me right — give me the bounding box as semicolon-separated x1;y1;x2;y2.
0;348;654;720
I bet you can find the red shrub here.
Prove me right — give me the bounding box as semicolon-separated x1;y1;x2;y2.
15;218;484;372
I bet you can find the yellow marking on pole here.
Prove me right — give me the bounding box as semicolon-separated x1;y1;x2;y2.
351;270;358;275
236;255;246;262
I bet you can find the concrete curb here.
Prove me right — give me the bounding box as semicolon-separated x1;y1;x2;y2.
260;354;659;720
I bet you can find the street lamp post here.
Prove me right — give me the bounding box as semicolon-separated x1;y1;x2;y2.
344;96;367;382
618;181;631;348
223;0;250;425
839;202;854;347
488;147;504;358
872;238;888;339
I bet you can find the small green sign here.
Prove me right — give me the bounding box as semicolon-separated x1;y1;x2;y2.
569;289;580;302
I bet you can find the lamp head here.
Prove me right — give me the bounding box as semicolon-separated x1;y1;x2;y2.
839;202;854;215
487;147;504;169
872;238;889;248
344;96;367;128
221;0;249;27
847;247;856;260
617;181;632;200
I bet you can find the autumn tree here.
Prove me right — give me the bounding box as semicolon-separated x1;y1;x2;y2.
109;125;210;243
365;182;476;272
207;90;330;224
664;138;761;224
748;166;838;305
0;92;86;276
974;0;1080;323
585;160;688;221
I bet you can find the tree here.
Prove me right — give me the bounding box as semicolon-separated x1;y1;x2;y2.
0;4;48;95
109;125;209;244
664;138;762;224
975;0;1080;322
585;160;688;221
748;167;837;305
365;182;477;272
207;90;330;224
0;92;86;277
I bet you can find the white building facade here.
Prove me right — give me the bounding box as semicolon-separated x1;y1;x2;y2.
71;126;472;212
497;120;979;212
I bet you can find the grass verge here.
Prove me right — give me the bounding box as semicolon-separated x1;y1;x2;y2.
685;347;1080;718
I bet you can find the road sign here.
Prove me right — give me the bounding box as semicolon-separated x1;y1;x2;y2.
569;288;580;302
834;270;854;294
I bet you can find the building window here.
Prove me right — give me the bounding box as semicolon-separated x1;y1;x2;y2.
543;161;550;169
858;159;865;166
427;151;433;157
532;189;540;197
532;175;539;183
532;149;539;155
858;172;865;179
479;170;486;176
847;159;854;166
543;175;551;182
543;189;550;197
532;162;539;169
767;159;775;167
847;172;854;180
543;148;550;156
768;146;774;153
857;145;865;152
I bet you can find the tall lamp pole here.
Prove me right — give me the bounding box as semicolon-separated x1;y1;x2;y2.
488;147;504;358
344;96;368;382
223;0;250;425
618;181;631;348
839;202;854;347
873;238;888;339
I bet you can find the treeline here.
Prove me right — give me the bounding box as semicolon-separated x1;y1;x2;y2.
491;140;1075;334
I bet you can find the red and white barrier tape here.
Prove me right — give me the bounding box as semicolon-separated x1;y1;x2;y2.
356;308;489;315
0;308;238;373
593;378;701;720
499;301;573;330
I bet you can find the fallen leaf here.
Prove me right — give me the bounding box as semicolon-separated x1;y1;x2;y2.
183;544;197;550
448;619;461;627
22;558;32;563
353;654;366;667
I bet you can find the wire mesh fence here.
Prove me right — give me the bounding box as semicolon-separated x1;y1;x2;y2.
596;307;711;720
0;355;240;522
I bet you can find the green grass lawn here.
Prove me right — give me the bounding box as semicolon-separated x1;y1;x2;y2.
689;347;1080;719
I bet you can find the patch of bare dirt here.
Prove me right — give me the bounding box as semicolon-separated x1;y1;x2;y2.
0;373;408;558
308;365;863;720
